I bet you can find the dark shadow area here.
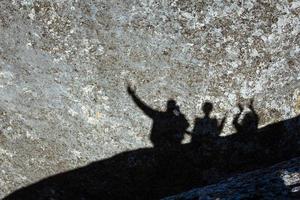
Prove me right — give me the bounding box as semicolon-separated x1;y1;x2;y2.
233;99;259;136
248;157;300;200
4;87;300;200
190;101;226;144
127;85;189;148
290;183;300;199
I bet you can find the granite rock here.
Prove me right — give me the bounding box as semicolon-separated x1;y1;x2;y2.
163;157;300;200
0;0;299;198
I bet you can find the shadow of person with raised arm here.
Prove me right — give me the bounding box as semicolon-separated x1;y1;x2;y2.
191;102;226;145
127;84;189;148
233;99;259;136
229;99;261;166
3;90;300;200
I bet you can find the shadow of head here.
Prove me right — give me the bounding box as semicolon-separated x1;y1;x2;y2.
166;99;179;112
202;102;213;116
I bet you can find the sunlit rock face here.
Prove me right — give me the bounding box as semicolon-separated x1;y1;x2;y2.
0;0;299;197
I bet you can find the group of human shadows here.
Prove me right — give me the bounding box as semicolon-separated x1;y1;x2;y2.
127;85;259;147
3;85;299;200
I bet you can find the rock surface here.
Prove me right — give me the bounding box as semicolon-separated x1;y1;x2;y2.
163;157;300;200
2;116;300;199
0;0;300;198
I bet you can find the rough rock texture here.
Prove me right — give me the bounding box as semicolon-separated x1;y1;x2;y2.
2;115;299;199
0;0;300;198
163;157;300;200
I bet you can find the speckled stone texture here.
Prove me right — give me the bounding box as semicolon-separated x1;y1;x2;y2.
0;0;299;198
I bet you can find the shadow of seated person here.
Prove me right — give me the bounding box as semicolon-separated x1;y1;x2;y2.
191;102;226;145
127;84;189;148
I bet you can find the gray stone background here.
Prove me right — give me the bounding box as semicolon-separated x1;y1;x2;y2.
0;0;299;197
